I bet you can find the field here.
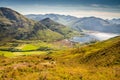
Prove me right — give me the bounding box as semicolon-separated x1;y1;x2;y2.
0;40;69;57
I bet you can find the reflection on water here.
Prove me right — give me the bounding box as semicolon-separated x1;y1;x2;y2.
70;32;119;43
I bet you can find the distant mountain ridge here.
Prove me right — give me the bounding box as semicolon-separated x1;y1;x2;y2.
107;18;120;24
26;14;79;25
26;14;120;34
71;17;120;33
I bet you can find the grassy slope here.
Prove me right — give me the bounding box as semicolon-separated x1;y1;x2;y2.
0;36;120;80
34;29;64;42
52;36;120;67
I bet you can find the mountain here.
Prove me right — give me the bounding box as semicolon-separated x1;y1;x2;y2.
26;14;120;34
26;14;79;25
0;7;36;40
0;7;73;41
71;17;120;33
108;18;120;25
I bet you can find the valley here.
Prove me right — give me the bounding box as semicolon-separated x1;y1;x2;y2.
0;7;120;80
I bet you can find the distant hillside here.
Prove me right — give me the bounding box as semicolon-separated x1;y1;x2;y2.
107;18;120;24
71;17;120;33
40;18;80;38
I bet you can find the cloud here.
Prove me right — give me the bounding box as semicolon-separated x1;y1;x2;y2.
1;2;120;19
22;9;120;19
91;4;100;7
73;11;120;19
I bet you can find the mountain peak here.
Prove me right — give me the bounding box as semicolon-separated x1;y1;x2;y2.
41;18;53;21
40;18;59;25
40;17;65;26
43;17;51;20
0;7;28;22
0;7;20;15
0;7;12;10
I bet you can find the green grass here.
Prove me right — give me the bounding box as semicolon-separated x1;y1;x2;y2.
21;44;39;51
35;29;64;42
0;51;14;57
0;40;67;57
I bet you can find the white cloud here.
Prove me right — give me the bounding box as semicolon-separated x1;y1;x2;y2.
91;4;100;7
23;10;120;19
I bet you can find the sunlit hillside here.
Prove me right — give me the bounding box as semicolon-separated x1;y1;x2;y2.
0;36;120;80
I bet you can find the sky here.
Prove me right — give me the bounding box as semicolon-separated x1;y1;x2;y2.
0;0;120;19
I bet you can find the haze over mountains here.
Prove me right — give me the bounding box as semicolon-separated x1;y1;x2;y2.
26;14;120;34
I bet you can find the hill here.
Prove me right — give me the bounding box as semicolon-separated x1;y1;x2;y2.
40;18;80;38
0;35;119;80
50;36;120;67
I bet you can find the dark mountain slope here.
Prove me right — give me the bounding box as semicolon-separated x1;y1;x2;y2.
0;7;33;23
0;7;43;40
